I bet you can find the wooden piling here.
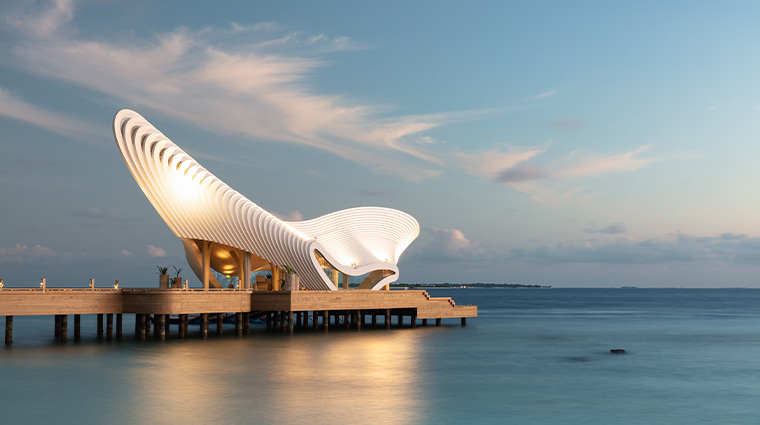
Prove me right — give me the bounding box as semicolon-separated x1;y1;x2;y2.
55;315;61;339
164;314;170;337
116;314;122;339
301;311;307;328
243;312;250;334
137;314;146;340
235;312;243;336
156;314;166;340
183;314;189;336
356;310;362;331
287;311;294;334
97;313;104;337
422;318;427;326
216;313;223;335
200;313;209;338
436;318;441;326
372;314;377;327
397;313;403;328
143;314;150;338
178;315;186;338
461;317;467;326
5;316;12;344
385;309;391;329
312;310;318;331
411;313;417;328
60;315;67;342
323;310;329;332
74;314;81;341
107;314;114;340
279;311;286;332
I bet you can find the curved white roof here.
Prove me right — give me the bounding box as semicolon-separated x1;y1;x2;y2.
113;109;419;290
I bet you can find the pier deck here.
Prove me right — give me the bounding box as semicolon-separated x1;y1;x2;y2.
0;288;476;343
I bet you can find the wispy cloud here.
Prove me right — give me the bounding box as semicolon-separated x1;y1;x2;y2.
0;87;101;141
0;243;58;264
532;90;559;99
1;2;478;180
147;245;166;258
512;231;760;265
584;222;627;234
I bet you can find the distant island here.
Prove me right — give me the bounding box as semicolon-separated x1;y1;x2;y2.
390;283;551;289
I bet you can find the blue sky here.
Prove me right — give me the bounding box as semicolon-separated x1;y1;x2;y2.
2;0;760;287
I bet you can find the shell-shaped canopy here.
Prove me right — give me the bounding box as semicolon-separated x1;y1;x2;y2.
113;109;419;290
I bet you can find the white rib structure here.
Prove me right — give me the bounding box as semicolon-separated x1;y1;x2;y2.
113;109;419;290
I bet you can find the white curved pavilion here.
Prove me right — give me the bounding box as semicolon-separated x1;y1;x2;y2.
113;109;419;291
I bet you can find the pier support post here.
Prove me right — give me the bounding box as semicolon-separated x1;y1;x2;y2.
55;315;61;339
385;309;391;330
107;314;114;340
344;312;350;329
164;314;170;336
243;313;250;334
301;311;307;328
461;317;467;326
116;314;122;339
97;314;104;337
216;313;223;335
422;319;427;326
145;315;151;338
397;314;403;328
372;314;377;327
183;314;189;336
156;314;165;340
137;315;145;340
411;313;417;328
5;316;12;344
236;312;243;336
280;311;286;332
74;315;81;341
323;310;329;332
295;312;301;329
356;310;362;331
60;315;67;342
287;311;294;335
436;318;441;326
154;314;162;339
200;313;209;338
313;311;318;331
178;315;186;338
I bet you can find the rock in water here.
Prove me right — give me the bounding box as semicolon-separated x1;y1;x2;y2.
610;349;627;354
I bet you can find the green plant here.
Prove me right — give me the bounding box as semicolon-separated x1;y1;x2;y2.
156;265;169;275
172;266;183;278
282;265;296;274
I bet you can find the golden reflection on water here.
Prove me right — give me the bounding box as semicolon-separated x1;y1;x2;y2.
122;330;425;424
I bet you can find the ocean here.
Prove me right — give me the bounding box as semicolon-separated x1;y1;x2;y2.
2;288;760;424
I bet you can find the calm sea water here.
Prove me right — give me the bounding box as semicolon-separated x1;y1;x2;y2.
2;288;760;424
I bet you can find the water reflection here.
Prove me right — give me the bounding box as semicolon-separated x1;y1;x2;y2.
120;330;424;424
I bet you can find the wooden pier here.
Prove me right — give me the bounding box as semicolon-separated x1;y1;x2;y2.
0;288;477;343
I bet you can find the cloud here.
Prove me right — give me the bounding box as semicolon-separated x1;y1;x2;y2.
147;245;166;258
73;208;121;219
408;227;489;262
553;119;583;130
273;210;304;221
455;145;547;180
532;90;559;99
0;244;58;264
0;88;100;141
584;222;627;234
118;249;132;257
497;162;547;183
2;2;485;180
355;188;396;197
556;145;655;179
511;231;760;265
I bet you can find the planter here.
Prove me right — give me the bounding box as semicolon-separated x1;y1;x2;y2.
159;274;170;289
283;273;299;291
172;277;182;289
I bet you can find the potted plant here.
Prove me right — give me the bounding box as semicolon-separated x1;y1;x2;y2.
156;265;170;289
172;266;183;289
282;265;299;291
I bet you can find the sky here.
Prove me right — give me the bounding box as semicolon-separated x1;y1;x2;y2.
2;0;760;288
